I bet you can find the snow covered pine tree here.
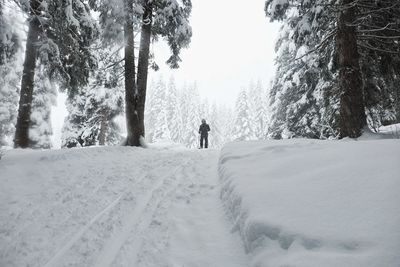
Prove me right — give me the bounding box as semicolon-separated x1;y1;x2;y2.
265;0;400;138
0;1;22;147
14;0;97;148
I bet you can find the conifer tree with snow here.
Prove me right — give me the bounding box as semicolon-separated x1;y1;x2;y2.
218;105;235;145
267;18;339;139
183;84;202;148
248;80;268;139
232;89;255;141
146;76;235;148
29;64;57;149
13;0;98;148
91;0;192;146
178;83;191;144
0;1;23;146
208;103;224;148
151;78;170;142
358;1;400;131
62;46;124;147
62;88;87;148
166;77;182;143
265;0;400;139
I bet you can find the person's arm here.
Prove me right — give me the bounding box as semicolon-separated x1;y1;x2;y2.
207;125;210;132
199;125;201;134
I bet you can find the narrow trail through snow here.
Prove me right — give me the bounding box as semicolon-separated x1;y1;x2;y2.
0;147;248;267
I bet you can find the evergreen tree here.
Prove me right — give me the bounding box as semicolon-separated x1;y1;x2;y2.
358;1;400;130
218;105;235;145
61;46;124;147
265;0;400;139
0;60;20;146
0;0;20;66
144;75;236;148
266;0;340;139
0;1;23;146
29;64;57;148
208;103;223;148
248;80;268;139
166;77;182;143
14;0;98;148
62;88;87;148
92;0;192;146
178;82;190;145
232;89;255;141
183;84;201;148
152;79;170;141
145;79;157;142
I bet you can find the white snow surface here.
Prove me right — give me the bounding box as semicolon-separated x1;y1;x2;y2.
219;139;400;267
1;138;399;267
0;145;247;267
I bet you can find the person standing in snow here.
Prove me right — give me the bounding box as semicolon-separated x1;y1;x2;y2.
199;119;211;149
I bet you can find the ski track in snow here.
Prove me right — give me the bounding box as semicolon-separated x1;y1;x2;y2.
0;147;248;267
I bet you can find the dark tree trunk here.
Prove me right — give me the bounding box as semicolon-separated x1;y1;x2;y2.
123;0;139;146
0;0;4;66
14;0;41;148
134;2;153;146
336;0;366;138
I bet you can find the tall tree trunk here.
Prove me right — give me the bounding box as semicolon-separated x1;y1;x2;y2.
124;0;139;146
14;0;41;148
133;1;153;146
133;2;153;146
0;0;4;66
337;0;366;138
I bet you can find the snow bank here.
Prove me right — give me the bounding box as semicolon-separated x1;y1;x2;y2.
379;123;400;139
219;139;400;267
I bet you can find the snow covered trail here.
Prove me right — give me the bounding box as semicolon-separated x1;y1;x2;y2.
0;146;248;267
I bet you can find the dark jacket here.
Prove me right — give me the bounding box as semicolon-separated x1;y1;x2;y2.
199;123;210;136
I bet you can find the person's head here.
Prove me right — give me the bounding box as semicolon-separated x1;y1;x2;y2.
201;119;206;124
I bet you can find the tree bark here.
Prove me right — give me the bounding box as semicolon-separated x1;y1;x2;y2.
0;0;4;66
14;0;41;148
337;0;367;138
123;0;139;146
134;2;153;145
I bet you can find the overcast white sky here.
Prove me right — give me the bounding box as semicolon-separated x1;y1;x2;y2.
150;0;281;107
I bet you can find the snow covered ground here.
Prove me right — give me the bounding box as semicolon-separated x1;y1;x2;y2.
0;145;247;267
219;138;400;267
1;137;399;267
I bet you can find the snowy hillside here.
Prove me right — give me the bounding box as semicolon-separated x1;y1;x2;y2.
219;139;400;267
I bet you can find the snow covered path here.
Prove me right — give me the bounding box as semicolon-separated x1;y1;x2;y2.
0;146;248;267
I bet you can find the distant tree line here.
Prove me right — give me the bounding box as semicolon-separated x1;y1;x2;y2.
145;78;269;148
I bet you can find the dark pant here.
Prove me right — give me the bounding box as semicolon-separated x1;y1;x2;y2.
200;135;208;148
